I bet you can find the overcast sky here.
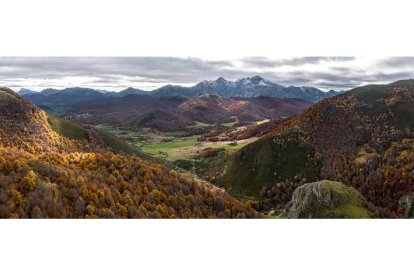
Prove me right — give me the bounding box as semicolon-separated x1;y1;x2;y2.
1;57;413;92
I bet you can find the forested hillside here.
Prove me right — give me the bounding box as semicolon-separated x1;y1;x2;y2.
0;87;260;218
212;80;414;217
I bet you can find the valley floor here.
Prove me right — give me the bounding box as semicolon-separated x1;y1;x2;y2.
95;123;260;161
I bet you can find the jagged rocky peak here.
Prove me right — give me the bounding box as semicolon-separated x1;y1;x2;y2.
18;88;37;95
249;75;265;83
216;76;228;83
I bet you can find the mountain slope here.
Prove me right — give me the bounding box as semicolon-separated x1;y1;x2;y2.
67;94;192;132
213;80;414;216
0;87;64;152
0;87;260;218
67;94;310;132
46;114;147;158
214;131;321;198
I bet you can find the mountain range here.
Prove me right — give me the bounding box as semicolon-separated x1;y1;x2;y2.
153;76;340;102
20;76;340;107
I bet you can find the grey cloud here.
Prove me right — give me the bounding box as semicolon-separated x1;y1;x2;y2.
241;57;354;68
0;57;240;86
376;57;414;68
1;57;414;91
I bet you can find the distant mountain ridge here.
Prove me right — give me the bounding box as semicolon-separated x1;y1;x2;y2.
154;76;340;102
19;76;341;105
67;94;311;132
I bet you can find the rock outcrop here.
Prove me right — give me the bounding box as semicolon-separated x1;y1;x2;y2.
281;180;371;218
398;193;414;218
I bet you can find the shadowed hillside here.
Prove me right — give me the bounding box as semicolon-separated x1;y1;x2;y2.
67;94;310;132
46;114;149;158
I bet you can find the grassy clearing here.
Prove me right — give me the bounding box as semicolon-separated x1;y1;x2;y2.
96;124;259;161
141;136;258;161
95;120;266;172
222;121;237;127
142;136;199;159
97;130;141;155
326;203;371;218
186;121;211;129
47;114;89;140
255;119;270;125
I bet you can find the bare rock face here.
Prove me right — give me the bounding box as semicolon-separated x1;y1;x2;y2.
281;180;371;218
398;193;414;218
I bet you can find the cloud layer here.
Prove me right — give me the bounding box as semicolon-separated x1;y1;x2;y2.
1;57;414;92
